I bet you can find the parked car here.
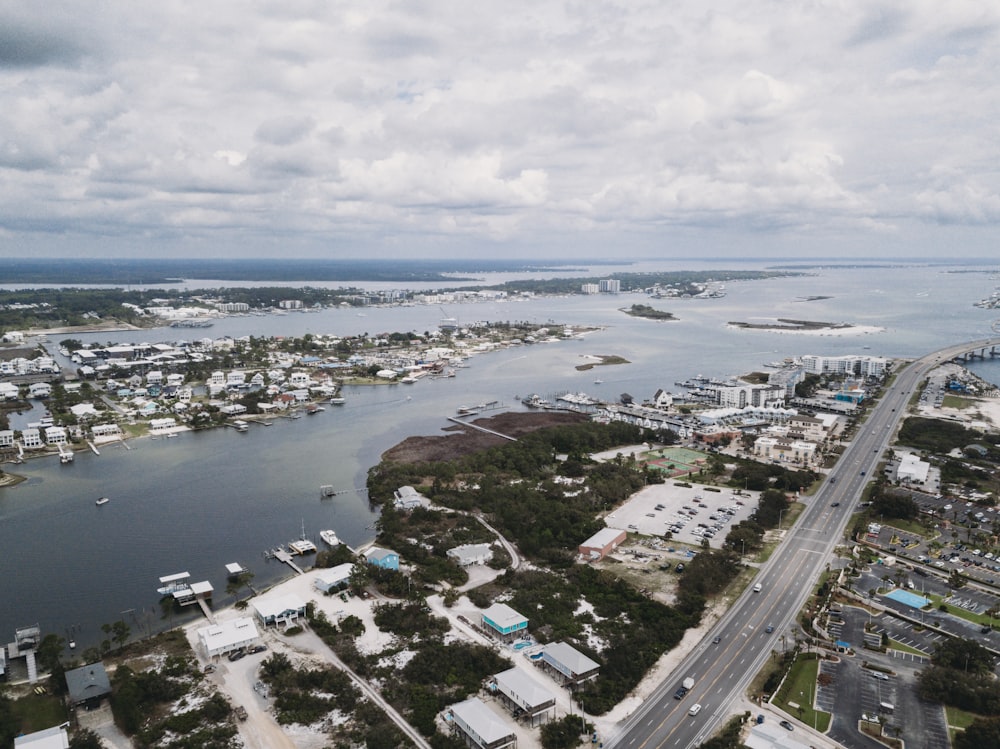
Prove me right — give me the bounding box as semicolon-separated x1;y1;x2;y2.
227;649;246;662
248;644;268;654
779;720;793;731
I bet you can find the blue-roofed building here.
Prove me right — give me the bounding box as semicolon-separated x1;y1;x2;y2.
481;603;528;642
364;546;400;571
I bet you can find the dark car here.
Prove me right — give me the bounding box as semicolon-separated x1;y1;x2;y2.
779;720;794;731
831;502;840;507
227;649;246;662
248;644;268;654
712;635;721;644
765;625;775;634
673;686;689;700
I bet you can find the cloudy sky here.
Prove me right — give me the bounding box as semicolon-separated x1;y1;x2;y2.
2;1;998;260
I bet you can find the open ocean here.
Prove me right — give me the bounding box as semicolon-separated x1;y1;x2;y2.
2;261;1000;648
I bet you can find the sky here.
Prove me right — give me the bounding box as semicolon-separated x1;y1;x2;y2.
1;1;999;261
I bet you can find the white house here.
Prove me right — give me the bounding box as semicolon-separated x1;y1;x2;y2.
447;544;493;567
44;426;68;445
314;563;355;593
0;430;14;447
197;617;260;658
28;383;52;399
252;593;307;627
0;382;19;400
20;428;43;449
449;697;516;749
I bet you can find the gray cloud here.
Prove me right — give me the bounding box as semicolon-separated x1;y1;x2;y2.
1;1;999;259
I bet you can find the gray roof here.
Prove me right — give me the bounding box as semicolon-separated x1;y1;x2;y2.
451;696;514;745
494;667;555;709
542;641;599;676
65;662;111;704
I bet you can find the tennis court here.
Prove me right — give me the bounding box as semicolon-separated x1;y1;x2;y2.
644;446;708;478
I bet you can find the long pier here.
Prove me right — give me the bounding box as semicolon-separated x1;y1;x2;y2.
196;597;215;623
447;416;517;441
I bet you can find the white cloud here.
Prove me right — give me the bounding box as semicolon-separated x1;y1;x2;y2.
0;0;999;258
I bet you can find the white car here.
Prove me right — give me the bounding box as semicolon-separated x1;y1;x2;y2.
689;704;702;716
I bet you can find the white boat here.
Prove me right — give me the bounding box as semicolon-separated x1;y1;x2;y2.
329;397;345;405
288;539;317;555
319;529;340;546
95;497;110;506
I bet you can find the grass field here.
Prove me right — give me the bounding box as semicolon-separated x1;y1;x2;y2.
772;654;832;733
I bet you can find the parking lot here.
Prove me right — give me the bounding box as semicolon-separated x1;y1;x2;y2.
604;481;759;549
819;605;950;749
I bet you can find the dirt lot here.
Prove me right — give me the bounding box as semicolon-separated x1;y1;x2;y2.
380;410;589;463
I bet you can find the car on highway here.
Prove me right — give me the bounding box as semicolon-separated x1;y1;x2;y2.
712;635;721;644
765;625;775;633
779;720;794;731
688;704;702;716
831;502;840;507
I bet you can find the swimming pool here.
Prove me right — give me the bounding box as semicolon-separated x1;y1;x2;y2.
884;588;931;608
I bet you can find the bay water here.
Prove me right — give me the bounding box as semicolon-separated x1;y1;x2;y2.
2;262;999;648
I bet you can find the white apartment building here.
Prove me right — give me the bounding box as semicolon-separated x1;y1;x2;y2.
799;355;888;378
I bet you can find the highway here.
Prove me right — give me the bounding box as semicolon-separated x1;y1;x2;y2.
607;338;1000;749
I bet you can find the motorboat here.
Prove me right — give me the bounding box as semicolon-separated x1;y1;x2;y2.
320;529;341;546
95;497;110;506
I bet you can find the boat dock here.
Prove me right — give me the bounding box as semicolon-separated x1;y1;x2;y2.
272;549;304;575
446;416;518;441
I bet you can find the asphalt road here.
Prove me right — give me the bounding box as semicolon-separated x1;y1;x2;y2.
607;338;1000;749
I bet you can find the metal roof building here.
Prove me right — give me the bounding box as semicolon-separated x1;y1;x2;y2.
538;641;600;685
493;667;556;725
481;603;528;641
449;696;516;749
197;617;260;658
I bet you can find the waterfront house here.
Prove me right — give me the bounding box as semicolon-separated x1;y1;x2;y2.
314;563;355;593
393;485;425;509
91;424;122;442
65;663;111;708
0;430;13;448
579;527;627;562
364;546;400;571
149;418;177;432
537;641;600;686
28;383;52;399
252;593;307;628
20;428;43;449
0;382;18;400
481;603;528;642
448;697;516;749
43;426;67;446
447;543;493;567
492;667;556;726
197;617;260;658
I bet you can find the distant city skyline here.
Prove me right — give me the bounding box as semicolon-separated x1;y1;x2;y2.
2;2;999;260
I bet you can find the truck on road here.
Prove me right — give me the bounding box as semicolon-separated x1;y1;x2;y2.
673;676;695;699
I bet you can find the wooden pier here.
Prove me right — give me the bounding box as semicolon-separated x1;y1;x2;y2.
273;549;304;575
446;416;518;441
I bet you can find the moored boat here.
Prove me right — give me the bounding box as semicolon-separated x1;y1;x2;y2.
95;497;110;506
319;529;340;546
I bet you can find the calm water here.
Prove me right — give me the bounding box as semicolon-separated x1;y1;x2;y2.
3;263;1000;647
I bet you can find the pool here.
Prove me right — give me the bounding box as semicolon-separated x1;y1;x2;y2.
513;641;532;650
884;588;931;608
